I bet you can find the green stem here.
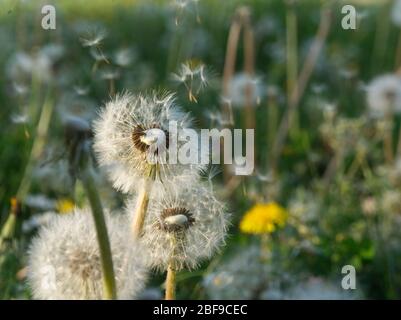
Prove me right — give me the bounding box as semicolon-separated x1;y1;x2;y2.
286;4;298;137
0;208;17;251
17;92;54;201
81;166;117;300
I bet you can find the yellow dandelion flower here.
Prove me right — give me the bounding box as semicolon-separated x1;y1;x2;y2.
240;202;288;235
56;199;75;214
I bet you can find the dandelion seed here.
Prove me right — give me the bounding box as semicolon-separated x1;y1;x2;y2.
100;68;120;81
79;27;107;48
27;208;148;300
113;48;135;67
172;0;201;25
172;61;208;103
226;73;264;108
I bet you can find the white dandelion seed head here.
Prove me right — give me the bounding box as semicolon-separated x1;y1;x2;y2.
27;208;148;300
113;48;136;67
226;73;264;108
93;91;205;193
129;180;229;271
366;74;401;117
392;0;401;27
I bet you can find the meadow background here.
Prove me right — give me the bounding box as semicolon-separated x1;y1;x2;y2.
1;0;401;299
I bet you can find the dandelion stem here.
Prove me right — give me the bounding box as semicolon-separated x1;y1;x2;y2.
132;174;153;239
81;166;117;300
17;92;54;202
165;263;176;300
243;8;256;130
0;199;20;251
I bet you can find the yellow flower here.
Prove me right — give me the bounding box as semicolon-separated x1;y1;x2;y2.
56;199;75;214
240;202;288;235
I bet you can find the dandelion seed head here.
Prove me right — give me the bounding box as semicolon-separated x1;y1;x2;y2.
93;91;204;193
113;48;135;67
130;180;229;271
27;208;148;300
392;0;401;27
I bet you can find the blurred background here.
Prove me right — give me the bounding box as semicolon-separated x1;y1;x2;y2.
1;0;401;299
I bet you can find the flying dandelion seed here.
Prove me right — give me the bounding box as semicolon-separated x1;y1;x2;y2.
203;244;272;300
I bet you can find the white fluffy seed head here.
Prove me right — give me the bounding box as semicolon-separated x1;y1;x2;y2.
392;0;401;27
93;91;204;193
367;74;401;117
127;179;229;271
27;208;148;300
